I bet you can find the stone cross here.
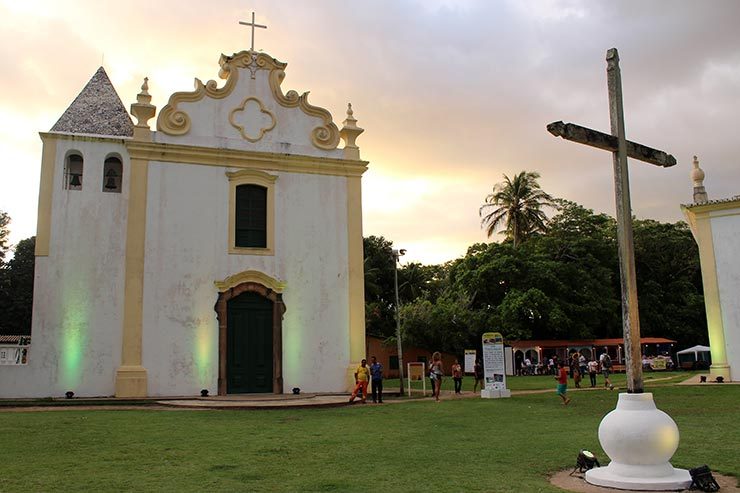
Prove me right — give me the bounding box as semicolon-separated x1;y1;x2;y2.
239;12;267;52
547;48;676;394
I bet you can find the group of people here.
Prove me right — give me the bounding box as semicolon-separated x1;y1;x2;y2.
349;353;486;404
349;356;385;404
555;349;616;405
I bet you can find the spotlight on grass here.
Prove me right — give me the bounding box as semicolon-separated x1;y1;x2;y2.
700;376;707;383
571;449;599;475
715;376;724;384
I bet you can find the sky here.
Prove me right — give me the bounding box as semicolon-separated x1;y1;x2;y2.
1;0;739;265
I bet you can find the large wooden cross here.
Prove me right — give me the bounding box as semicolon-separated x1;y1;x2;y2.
547;48;676;393
239;12;267;52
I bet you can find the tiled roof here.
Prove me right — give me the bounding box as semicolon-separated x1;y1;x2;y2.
682;195;740;209
507;337;675;348
0;335;30;344
50;67;134;137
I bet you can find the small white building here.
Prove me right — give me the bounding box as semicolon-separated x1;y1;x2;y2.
0;48;367;398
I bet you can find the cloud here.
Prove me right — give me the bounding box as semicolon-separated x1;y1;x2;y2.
1;0;738;264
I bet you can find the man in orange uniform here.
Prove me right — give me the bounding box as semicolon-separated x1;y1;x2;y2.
349;359;371;404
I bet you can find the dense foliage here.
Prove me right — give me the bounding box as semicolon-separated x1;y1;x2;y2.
0;211;36;335
367;200;706;356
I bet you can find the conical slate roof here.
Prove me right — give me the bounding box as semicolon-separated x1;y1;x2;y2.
50;67;134;137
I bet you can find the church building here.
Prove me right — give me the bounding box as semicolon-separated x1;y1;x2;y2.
0;44;368;397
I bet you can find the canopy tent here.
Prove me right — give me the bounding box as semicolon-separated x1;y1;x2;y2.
676;345;711;363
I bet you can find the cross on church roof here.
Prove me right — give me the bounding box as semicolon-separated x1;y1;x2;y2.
239;12;267;52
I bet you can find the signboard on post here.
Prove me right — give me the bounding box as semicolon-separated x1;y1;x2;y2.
480;332;511;398
406;362;427;396
464;349;476;374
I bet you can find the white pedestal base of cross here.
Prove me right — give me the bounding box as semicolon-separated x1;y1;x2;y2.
585;393;691;491
480;387;511;399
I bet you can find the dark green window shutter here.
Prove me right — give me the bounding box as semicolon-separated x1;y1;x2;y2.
235;184;267;248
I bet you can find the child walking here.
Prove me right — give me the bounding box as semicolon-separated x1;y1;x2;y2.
555;361;571;405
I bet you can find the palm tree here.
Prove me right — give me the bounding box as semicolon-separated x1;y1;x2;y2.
479;171;555;247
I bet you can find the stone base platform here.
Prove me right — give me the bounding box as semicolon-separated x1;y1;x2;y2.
551;469;739;492
157;393;350;410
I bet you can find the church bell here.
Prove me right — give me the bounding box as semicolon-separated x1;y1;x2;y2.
69;173;82;188
104;169;118;190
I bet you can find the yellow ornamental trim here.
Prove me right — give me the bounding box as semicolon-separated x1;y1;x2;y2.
229;97;276;142
158;73;239;135
156;50;340;150
215;270;286;293
268;67;340;150
226;168;277;184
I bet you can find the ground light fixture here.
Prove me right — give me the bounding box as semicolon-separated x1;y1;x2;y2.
689;465;720;492
200;389;209;397
571;450;600;475
292;387;300;395
65;391;74;399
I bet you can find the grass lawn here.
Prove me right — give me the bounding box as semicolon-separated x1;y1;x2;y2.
1;384;736;492
385;370;696;394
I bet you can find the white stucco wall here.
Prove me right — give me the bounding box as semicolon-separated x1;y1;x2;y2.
0;137;129;397
710;210;740;381
141;161;350;396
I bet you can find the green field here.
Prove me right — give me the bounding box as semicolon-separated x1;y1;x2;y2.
386;370;694;394
1;383;736;492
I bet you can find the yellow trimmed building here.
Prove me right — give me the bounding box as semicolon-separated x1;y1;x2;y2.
0;49;367;397
681;157;739;382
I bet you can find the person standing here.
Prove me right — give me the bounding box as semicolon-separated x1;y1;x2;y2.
349;358;370;404
601;352;615;390
579;353;588;379
451;359;463;394
570;352;579;378
473;359;484;393
573;365;582;388
588;358;599;388
430;352;444;402
369;356;384;403
555;361;571;405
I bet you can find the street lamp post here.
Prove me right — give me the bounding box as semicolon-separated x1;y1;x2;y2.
392;248;406;397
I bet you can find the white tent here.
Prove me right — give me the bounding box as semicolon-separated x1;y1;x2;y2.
676;345;711;362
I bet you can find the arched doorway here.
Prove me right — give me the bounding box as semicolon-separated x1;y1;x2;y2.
226;291;272;393
214;279;286;395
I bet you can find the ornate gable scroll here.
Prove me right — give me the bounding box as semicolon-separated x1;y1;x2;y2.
156;51;340;151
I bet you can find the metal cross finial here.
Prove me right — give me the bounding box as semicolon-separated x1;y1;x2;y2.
239;12;267;52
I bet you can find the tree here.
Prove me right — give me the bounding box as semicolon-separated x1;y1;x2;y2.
2;237;35;335
0;210;10;265
479;171;556;247
363;236;397;338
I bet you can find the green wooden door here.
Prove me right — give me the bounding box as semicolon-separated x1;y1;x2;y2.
227;291;273;393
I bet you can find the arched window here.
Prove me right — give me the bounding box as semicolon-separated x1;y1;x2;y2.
227;169;276;255
102;156;123;193
235;184;267;248
64;153;83;190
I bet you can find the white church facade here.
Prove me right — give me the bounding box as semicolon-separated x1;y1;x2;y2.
0;49;367;397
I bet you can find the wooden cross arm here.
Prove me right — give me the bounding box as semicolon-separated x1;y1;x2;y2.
547;121;676;168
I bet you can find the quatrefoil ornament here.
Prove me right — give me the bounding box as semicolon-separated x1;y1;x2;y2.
229;97;276;142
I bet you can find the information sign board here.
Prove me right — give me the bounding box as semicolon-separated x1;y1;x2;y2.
464;349;476;374
481;332;510;398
